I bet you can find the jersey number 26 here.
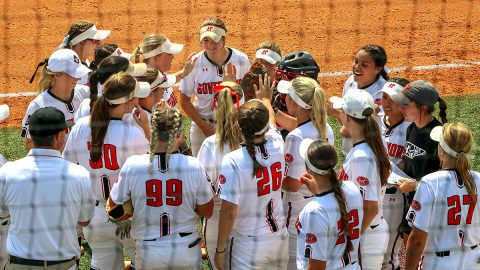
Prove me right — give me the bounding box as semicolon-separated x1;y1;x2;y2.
256;162;282;197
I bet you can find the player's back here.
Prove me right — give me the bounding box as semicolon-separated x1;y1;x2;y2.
119;153;212;240
296;181;363;270
218;127;286;236
63;116;149;202
408;169;480;253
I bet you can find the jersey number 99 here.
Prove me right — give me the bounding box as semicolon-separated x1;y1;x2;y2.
146;179;183;207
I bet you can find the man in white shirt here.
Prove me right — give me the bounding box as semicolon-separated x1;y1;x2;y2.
0;107;95;270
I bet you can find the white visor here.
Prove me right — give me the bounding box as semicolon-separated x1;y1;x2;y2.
111;48;133;60
379;82;404;97
0;104;10;121
126;63;148;77
277;80;312;109
150;71;177;89
430;126;474;159
299;138;329;175
105;81;151;105
200;25;226;43
142;39;184;59
255;49;281;64
70;25;111;46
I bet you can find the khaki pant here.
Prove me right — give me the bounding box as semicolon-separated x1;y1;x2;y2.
4;258;76;270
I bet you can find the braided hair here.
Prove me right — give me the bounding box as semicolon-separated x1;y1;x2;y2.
237;99;270;176
149;107;182;172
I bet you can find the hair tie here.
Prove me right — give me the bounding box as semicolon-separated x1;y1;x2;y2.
29;58;49;84
211;85;240;111
58;35;70;49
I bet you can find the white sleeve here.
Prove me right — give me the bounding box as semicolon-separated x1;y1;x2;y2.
218;157;240;205
195;163;214;206
299;210;330;261
78;168;95;222
74;99;90;122
110;160;132;205
236;56;251;79
21;101;41;139
129;129;150;156
284;135;305;180
197;141;218;182
180;66;197;97
0;165;8;218
62;124;80;163
326;123;335;145
407;180;433;233
350;155;379;202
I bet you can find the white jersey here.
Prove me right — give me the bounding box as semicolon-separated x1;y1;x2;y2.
180;48;250;119
63;116;149;202
74;98;91;122
407;169;480;253
21;86;89;140
109;153;213;240
0;149;94;260
77;62;91;86
296;181;364;270
163;87;179;109
218;127;286;236
381;116;410;166
284;121;335;198
341;75;386;156
197;134;235;186
338;141;385;226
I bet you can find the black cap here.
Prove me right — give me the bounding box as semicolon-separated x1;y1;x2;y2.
29;107;74;136
391;80;439;106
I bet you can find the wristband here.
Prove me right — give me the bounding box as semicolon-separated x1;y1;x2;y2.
215;248;226;254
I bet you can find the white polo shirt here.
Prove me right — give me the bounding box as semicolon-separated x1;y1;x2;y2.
0;149;94;260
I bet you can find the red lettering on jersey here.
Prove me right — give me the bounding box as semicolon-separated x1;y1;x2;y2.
338;165;349;181
411;200;421;211
261;49;269;55
167;92;177;107
447;194;476;225
256;162;282;197
356;176;369;186
387;142;406;159
218;174;226;184
285;153;294;163
146;179;183;207
335;209;360;245
87;142;120;170
305;233;317;244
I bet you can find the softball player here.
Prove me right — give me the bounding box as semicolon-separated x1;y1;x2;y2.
63;72;151;270
197;81;244;268
59;20;111;85
22;48;91;152
332;89;391;270
215;99;288;270
379;78;411;270
276;77;334;270
89;43;133;71
296;140;363;270
74;56;148;122
108;107;214;270
180;17;250;156
134;34;197;110
328;44;388;156
254;41;282;78
0;153;6;269
405;122;480;270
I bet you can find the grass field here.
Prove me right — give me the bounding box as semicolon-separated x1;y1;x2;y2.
0;95;478;269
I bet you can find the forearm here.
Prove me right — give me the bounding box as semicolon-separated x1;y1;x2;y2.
180;94;210;132
361;201;378;233
282;176;302;192
216;201;238;252
405;229;427;270
275;111;296;131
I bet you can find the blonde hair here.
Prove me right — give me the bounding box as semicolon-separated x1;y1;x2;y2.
149;108;183;172
443;122;476;203
256;41;282;57
201;17;227;32
291;77;328;141
38;66;55;92
214;81;243;152
133;34;168;63
135;68;161;84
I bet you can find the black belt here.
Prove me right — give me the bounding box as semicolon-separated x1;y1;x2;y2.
9;255;74;266
386;187;397;194
303;196;313;199
144;232;200;248
1;220;8;226
370;223;380;230
144;232;193;241
435;245;478;257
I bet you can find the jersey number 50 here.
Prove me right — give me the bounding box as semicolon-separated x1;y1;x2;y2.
256;162;282;197
146;179;183;207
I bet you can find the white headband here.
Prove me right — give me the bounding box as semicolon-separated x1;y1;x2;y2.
105;81;151;105
254;123;270;136
255;49;281;64
69;25;110;46
142;39;183;59
431;126;475;160
288;84;312;110
304;154;329;175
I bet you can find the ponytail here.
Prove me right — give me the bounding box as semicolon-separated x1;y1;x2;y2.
215;87;241;152
89;71;100;112
438;97;448;124
310;85;327;142
363;115;390;186
90;96;112;162
245;132;264;177
457;153;477;204
329;169;354;253
379;68;389;81
133;46;143;64
38;66;55;92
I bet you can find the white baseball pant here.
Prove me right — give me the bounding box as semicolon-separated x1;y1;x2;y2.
190;120;214;157
204;198;221;270
418;247;480;270
360;218;389;270
0;219;8;270
382;188;406;270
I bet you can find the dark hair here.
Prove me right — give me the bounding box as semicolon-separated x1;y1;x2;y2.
64;21;95;50
306;142;354;254
31;134;56;147
417;97;448;125
359;44;389;81
88;56;131;111
90;72;136;162
237;100;270;176
90;43;119;70
388;77;410;87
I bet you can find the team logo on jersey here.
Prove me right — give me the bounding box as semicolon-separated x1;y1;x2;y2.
285;153;294;163
305;233;317;244
356;176;369;186
403;142;426;159
218;174;226;184
387;142;406;159
406;210;416;223
411;200;422;211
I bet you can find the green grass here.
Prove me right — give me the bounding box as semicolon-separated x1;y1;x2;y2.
0;95;478;269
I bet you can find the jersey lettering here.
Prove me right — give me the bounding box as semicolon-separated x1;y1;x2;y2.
87;142;120;170
447;194;476;225
386;142;405;159
196;79;242;95
166;92;177;107
335;209;360;245
338;165;349;181
145;179;183;207
256;162;282;197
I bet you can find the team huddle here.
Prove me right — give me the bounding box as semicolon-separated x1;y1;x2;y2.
0;16;479;270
